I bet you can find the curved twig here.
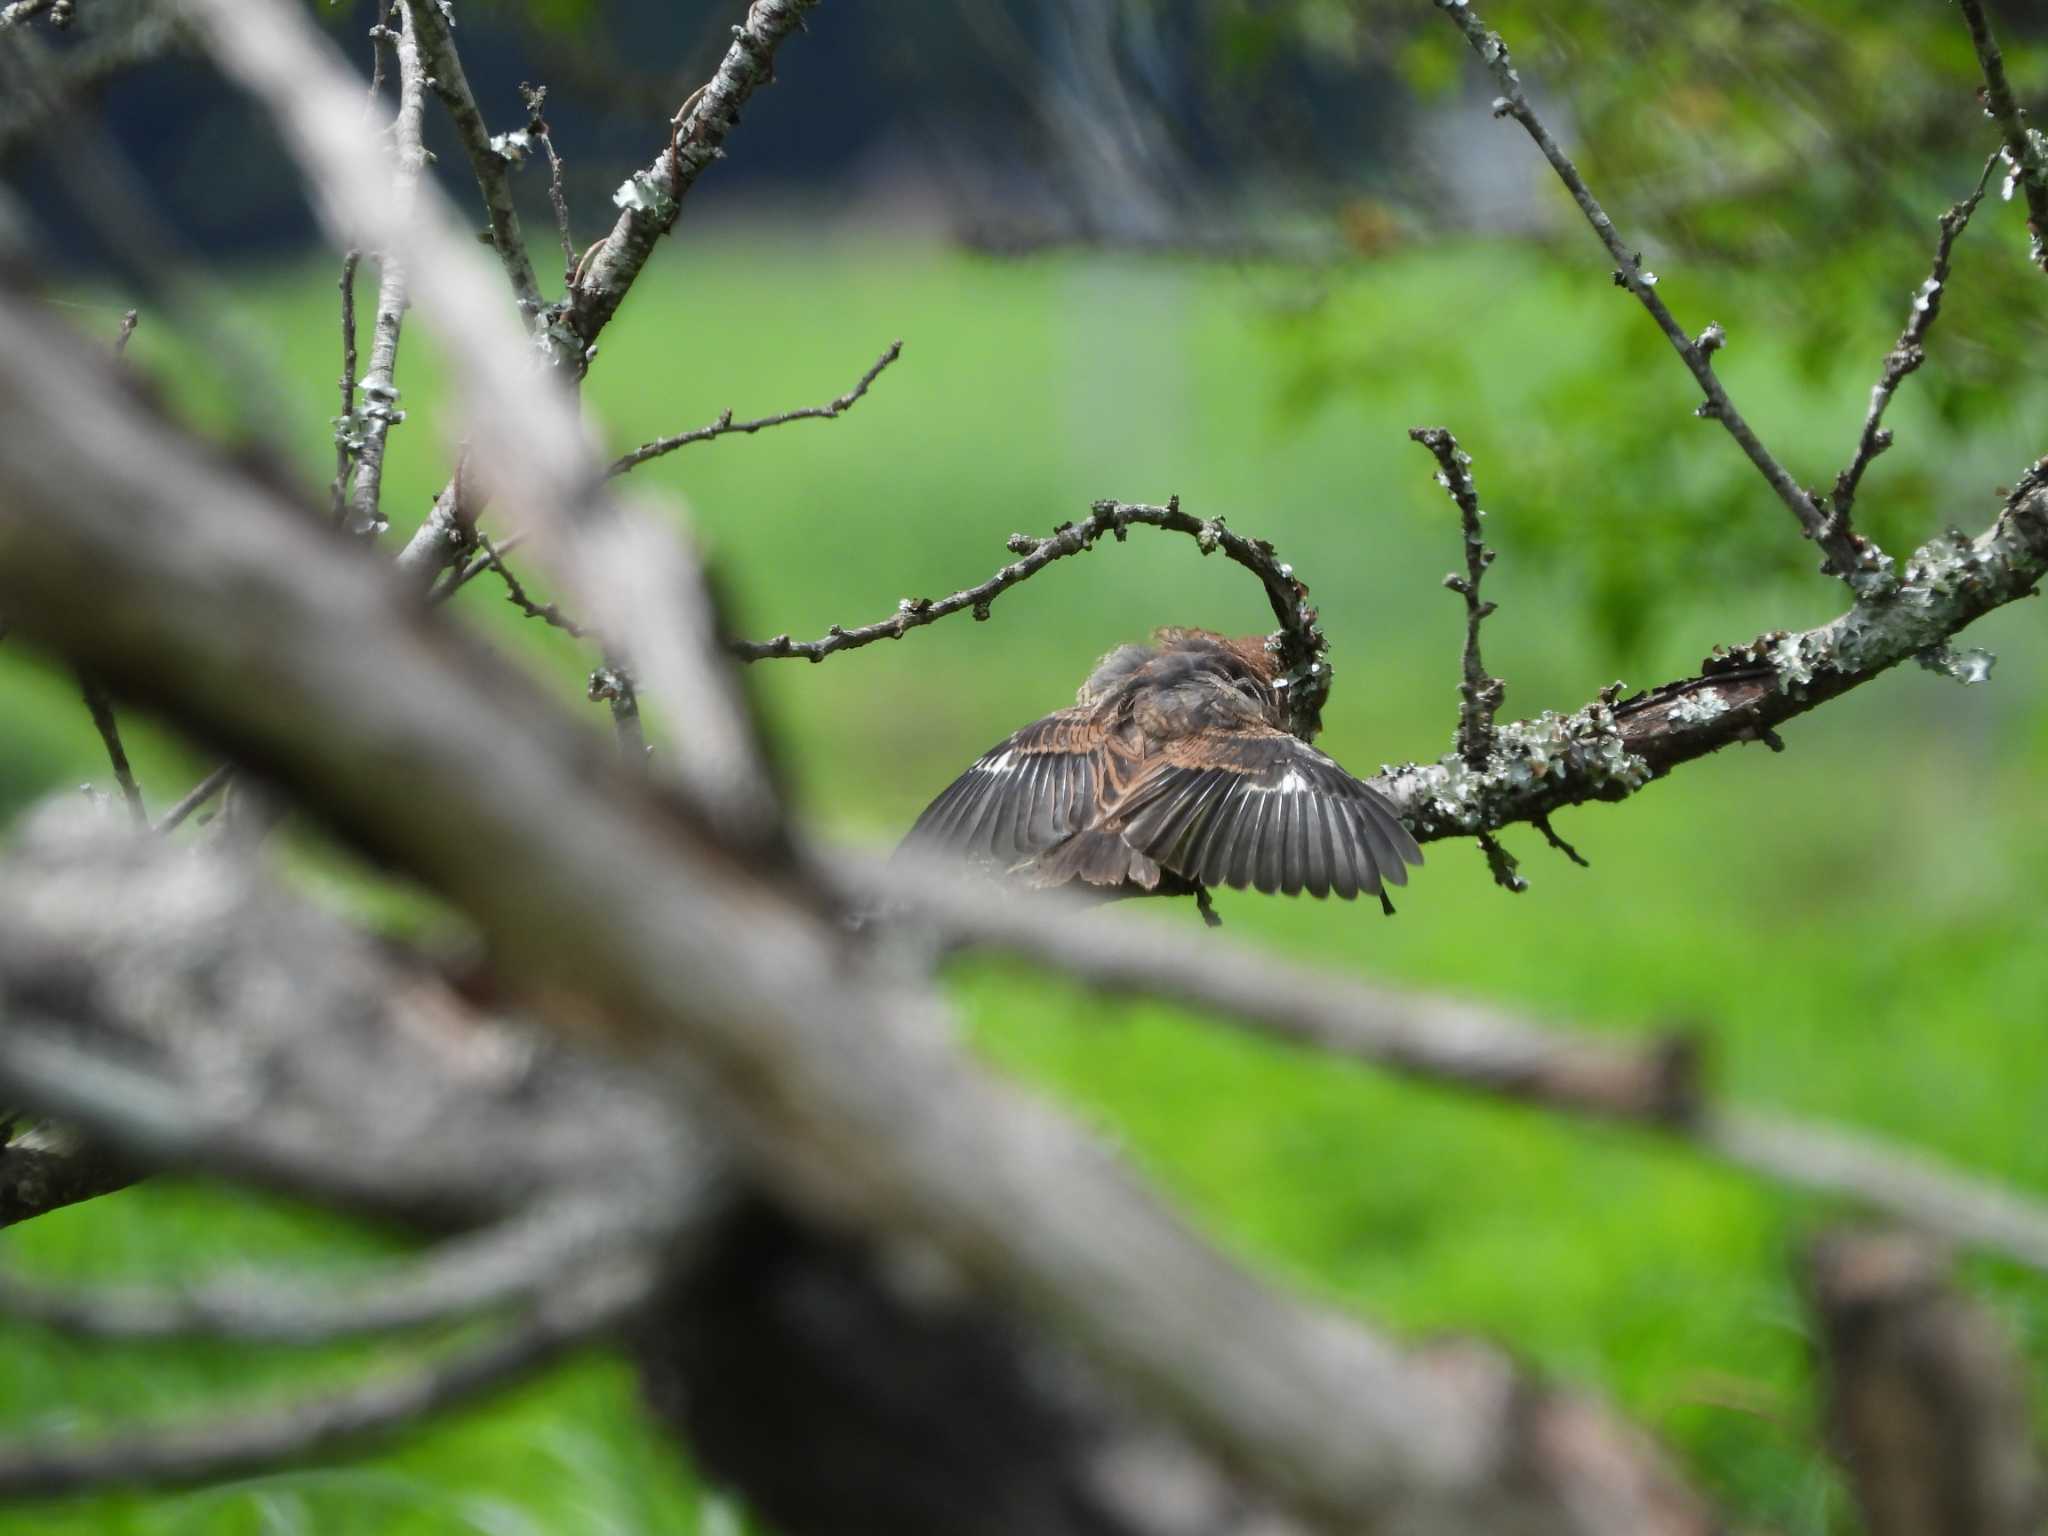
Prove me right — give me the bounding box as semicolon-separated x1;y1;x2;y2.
733;496;1333;741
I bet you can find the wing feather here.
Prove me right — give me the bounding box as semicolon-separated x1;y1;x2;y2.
1115;725;1422;900
900;710;1101;866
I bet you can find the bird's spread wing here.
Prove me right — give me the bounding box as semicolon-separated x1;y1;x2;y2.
1113;727;1423;899
900;710;1105;866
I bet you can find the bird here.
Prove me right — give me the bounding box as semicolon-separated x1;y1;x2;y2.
899;628;1421;923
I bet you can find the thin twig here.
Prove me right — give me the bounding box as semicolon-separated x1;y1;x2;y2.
733;495;1334;742
363;6;391;113
586;666;646;767
1957;0;2048;274
344;4;427;537
1432;0;1895;595
111;308;137;356
607;340;904;477
0;1264;654;1498
330;249;360;526
78;676;144;826
401;0;547;322
477;532;586;637
1833;155;1999;524
151;763;232;835
433;530;529;602
1410;427;1504;769
520;82;578;283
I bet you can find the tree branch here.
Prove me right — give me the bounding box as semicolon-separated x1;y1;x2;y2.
329;248;360;524
736;496;1334;742
1410;426;1503;770
342;1;426;538
561;0;821;366
1370;456;2048;846
878;853;2048;1278
606;339;902;477
1833;154;1999;525
151;762;230;834
400;0;547;322
1432;0;1895;595
0;286;1715;1536
1957;0;2048;274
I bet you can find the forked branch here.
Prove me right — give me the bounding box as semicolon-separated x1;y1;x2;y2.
1432;0;1895;595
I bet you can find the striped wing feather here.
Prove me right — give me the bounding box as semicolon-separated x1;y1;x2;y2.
901;710;1101;866
1116;728;1422;899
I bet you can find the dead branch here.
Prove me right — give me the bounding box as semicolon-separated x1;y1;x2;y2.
0;285;1716;1536
1433;0;1895;595
607;339;903;476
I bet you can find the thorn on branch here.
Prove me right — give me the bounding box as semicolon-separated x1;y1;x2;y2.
1410;426;1505;769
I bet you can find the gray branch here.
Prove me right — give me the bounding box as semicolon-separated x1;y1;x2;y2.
343;2;427;538
561;0;821;369
878;853;2048;1277
400;0;547;322
1432;0;1895;595
1370;458;2048;852
0;283;1716;1536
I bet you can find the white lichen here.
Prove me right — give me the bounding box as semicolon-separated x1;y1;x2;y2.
1668;688;1729;726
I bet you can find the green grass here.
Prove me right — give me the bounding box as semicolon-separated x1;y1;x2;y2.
4;230;2047;1534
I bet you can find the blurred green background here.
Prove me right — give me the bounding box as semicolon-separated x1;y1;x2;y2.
5;1;2048;1532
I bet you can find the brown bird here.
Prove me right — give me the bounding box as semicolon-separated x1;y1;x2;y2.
900;628;1422;920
